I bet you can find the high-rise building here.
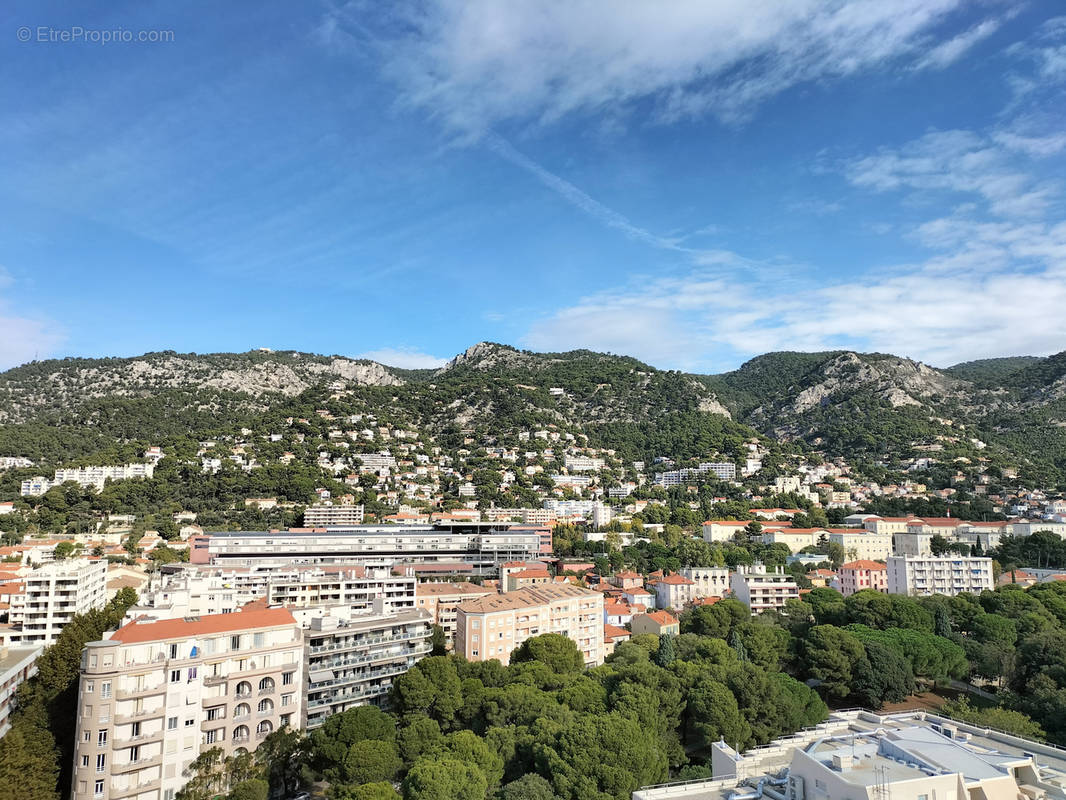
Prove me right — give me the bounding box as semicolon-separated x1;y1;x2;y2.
70;606;303;800
3;559;108;645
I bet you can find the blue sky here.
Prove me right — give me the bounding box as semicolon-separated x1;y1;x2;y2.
2;1;1065;373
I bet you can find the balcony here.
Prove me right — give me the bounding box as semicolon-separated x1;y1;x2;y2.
111;754;163;773
116;684;165;700
231;735;250;745
115;708;164;724
110;778;161;799
203;675;226;687
258;687;275;696
114;729;164;746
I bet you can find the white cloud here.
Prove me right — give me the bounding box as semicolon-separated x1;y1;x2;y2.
355;347;448;369
846;129;1059;217
382;0;971;133
913;17;1001;70
0;311;65;371
521;216;1066;370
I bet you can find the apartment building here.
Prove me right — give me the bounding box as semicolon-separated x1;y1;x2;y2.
826;530;892;561
266;567;416;614
70;606;303;800
630;610;680;636
634;709;1066;800
835;560;887;597
759;528;821;553
303;607;432;728
193;524;542;573
3;559;108;645
0;645;41;737
302;502;366;527
653;573;697;610
563;455;605;472
886;555;994;597
729;562;799;614
655;462;736;487
455;583;605;667
415;582;494;649
678;567;730;599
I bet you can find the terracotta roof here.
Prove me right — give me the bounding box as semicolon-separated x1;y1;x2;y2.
111;607;296;644
659;574;695;585
604;623;631;642
639;610;679;626
457;583;600;613
840;560;886;571
605;602;632;615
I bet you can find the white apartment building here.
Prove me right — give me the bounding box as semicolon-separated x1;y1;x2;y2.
0;456;33;469
303;606;432;729
354;453;396;474
760;528;821;553
302;502;366;527
53;463;156;492
456;583;604;667
886;555;994;597
415;582;494;649
564;455;605;472
679;567;730;599
3;559;108;645
128;566;416;622
0;645;41;737
655;462;736;487
70;606;303;800
729;562;799;614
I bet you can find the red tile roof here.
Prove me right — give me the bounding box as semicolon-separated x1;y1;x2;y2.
112;607;296;644
840;560;887;571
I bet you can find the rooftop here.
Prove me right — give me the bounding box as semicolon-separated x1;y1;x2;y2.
110;606;296;644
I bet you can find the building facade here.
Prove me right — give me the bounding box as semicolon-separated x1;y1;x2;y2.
415;582;494;649
303;607;432;729
729;563;800;614
679;567;730;599
886;555;994;596
70;606;303;800
0;645;41;737
456;584;604;667
835;560;888;597
4;559;108;645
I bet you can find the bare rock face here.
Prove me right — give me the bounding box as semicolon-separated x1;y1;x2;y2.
441;342;531;372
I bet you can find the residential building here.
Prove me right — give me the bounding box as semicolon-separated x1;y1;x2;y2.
455;583;604;666
729;562;799;614
303;606;432;729
303;502;366;527
759;528;821;553
0;645;41;737
70;606;303;800
826;530;892;562
835;560;887;597
563;455;605;472
653;573;697;609
414;582;494;649
193;524;542;574
630;610;680;636
633;708;1066;800
3;559;108;645
622;587;655;610
886;555;994;597
266;568;416;613
678;567;730;599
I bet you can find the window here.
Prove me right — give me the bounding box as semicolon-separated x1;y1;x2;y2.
167;717;178;730
231;635;241;650
94;780;105;797
206;729;220;744
81;755;89;768
129;746;139;763
83;704;92;718
164;790;175;800
184;718;195;727
169;643;178;659
100;682;111;699
253;633;265;648
83;730;91;742
281;694;293;707
206;706;224;721
187;666;198;681
170;669;181;683
258;699;273;714
95;754;106;773
282;671;294;686
97;730;107;746
85;681;94;694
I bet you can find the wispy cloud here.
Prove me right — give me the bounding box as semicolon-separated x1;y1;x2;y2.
355;347;448;369
914;17;1002;70
382;0;973;133
0;270;65;370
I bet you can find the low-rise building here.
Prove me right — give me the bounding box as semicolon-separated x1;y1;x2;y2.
455;583;604;666
835;560;887;596
678;567;730;599
303;502;366;526
826;530;892;562
630;610;680;636
653;573;697;610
